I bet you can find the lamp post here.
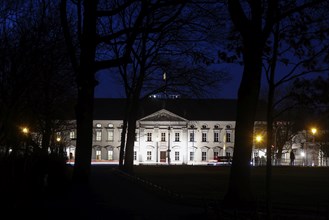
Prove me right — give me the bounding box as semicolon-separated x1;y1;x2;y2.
311;127;317;166
22;127;29;155
254;135;262;166
56;136;64;157
167;126;171;165
311;128;317;143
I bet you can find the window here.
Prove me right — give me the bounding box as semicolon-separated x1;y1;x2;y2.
214;125;219;129
175;133;180;142
202;152;207;161
96;150;101;160
134;151;137;160
189;132;194;142
189;152;194;161
214;131;219;142
69;131;75;139
214;152;219;160
147;132;152;142
108;123;114;128
175;151;180;161
108;150;113;160
147;151;152;160
107;130;114;141
96;123;102;128
226;132;231;142
202;125;207;129
202;132;207;142
226;152;231;157
161;132;166;142
96;130;102;141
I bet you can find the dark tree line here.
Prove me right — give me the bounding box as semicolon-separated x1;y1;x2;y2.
1;0;329;216
0;0;77;209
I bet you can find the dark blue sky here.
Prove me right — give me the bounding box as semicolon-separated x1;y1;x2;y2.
94;65;243;99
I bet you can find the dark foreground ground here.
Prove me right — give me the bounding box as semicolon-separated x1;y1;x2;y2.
2;165;329;220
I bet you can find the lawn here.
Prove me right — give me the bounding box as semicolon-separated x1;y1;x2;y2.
134;165;329;209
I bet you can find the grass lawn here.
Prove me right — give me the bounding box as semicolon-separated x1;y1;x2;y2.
134;165;329;209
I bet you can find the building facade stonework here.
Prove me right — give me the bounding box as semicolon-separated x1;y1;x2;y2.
65;98;244;165
67;109;236;165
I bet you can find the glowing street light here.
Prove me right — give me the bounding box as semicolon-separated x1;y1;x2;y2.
21;127;29;157
310;127;317;166
311;128;317;136
22;127;29;135
310;127;317;143
256;135;262;143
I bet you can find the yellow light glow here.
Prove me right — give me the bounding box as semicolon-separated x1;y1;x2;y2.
56;137;61;142
311;128;317;135
22;127;29;134
256;135;262;143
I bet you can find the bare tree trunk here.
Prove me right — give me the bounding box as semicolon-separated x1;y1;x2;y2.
123;96;139;174
119;118;127;168
72;0;97;184
224;41;263;206
265;21;280;216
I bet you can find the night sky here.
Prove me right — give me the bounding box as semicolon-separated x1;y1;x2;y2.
94;64;243;99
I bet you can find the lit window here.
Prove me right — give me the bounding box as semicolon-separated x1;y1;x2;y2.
69;131;75;139
108;123;114;128
96;150;101;160
147;151;152;160
96;130;102;141
175;151;180;161
161;133;166;142
175;133;180;142
147;133;152;142
202;132;207;142
214;132;219;142
189;152;194;161
108;150;113;160
189;132;194;142
202;152;207;161
214;152;219;159
226;132;231;142
107;130;114;141
96;123;102;128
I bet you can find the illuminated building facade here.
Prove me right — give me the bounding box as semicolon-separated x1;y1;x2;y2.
65;98;251;165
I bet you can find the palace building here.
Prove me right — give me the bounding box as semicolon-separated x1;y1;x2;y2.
65;98;267;165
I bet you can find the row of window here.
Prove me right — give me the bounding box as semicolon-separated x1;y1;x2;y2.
97;131;231;142
71;130;233;142
94;149;231;162
94;123;232;130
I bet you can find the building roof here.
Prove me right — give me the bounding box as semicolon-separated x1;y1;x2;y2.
93;98;267;121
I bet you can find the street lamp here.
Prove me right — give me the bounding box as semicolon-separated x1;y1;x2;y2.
310;127;317;166
22;127;29;135
167;126;171;165
254;135;262;166
21;127;29;155
256;135;262;143
311;128;317;142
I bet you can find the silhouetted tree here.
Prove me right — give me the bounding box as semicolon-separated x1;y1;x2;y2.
224;0;328;211
105;1;229;173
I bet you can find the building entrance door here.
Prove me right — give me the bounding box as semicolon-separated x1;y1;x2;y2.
160;151;166;162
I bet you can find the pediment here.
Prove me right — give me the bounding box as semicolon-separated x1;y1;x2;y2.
139;109;187;122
